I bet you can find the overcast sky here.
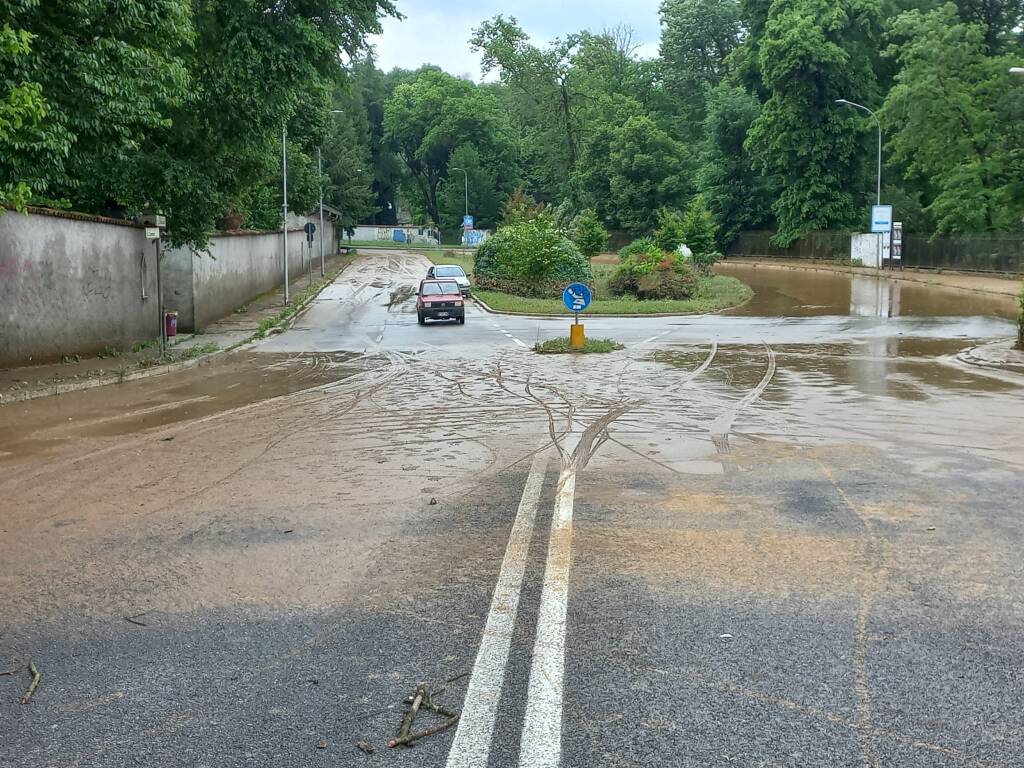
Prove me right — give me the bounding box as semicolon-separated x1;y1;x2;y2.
368;0;663;80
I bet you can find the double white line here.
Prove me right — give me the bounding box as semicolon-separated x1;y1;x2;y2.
446;448;578;768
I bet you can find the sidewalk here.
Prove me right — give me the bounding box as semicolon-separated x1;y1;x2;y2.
723;257;1022;297
0;252;355;404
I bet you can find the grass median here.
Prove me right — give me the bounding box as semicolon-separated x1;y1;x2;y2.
427;252;752;316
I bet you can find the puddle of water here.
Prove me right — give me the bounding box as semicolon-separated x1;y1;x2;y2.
718;263;1017;319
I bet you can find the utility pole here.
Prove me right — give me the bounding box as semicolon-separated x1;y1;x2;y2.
318;147;325;278
282;127;290;305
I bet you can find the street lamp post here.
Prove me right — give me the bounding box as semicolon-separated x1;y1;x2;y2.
282;127;289;305
320;109;346;277
835;99;881;206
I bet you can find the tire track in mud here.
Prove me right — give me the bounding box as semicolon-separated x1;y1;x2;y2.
707;341;776;453
818;461;889;768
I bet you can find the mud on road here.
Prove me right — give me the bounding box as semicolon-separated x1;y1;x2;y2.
1;252;1022;767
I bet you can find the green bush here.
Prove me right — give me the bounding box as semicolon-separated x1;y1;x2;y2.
609;238;700;300
654;209;687;253
473;218;592;295
569;208;609;262
680;196;720;274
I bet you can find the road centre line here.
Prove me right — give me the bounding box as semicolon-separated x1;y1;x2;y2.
518;458;577;768
445;451;549;768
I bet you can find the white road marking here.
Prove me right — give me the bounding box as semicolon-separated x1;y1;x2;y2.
638;329;673;346
512;338;528;348
445;451;549;768
519;452;579;768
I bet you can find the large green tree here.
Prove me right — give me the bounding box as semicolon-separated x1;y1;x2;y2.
660;0;742;129
384;69;518;230
698;83;776;244
882;4;1024;232
1;0;192;211
0;20;49;210
746;0;882;245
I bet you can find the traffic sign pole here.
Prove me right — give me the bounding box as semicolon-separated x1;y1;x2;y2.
562;282;592;349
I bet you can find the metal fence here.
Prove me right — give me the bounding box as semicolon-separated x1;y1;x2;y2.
726;230;1024;275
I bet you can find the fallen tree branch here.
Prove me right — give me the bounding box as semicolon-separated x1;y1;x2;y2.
389;683;426;747
388;714;460;748
20;661;40;705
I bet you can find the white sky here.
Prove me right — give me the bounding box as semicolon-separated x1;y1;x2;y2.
369;0;663;80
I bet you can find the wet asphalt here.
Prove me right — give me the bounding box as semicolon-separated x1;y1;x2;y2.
2;251;1023;767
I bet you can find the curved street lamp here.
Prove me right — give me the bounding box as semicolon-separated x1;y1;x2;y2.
835;99;881;206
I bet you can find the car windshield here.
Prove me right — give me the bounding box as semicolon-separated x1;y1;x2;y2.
434;266;466;278
422;281;460;296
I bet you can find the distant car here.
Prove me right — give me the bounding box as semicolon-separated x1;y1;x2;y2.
417;279;465;325
426;264;471;296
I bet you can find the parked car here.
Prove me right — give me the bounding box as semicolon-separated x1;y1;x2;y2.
426;264;471;296
417;279;465;325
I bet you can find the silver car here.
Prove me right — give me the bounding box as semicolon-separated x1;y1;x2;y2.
426;264;471;296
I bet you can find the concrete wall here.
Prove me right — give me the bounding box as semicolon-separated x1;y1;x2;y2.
0;209;159;367
163;218;335;332
851;233;882;267
352;224;439;245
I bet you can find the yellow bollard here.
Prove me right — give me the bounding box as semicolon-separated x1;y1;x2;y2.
569;323;586;349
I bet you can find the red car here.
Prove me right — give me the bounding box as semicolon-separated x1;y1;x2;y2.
417;279;466;325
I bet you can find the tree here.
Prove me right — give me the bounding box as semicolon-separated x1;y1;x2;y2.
385;70;518;227
746;0;882;245
654;208;687;253
577;115;693;233
570;208;609;261
659;0;742;128
1;0;192;212
0;21;50;211
472;17;581;199
500;186;547;225
882;5;1024;233
697;83;775;244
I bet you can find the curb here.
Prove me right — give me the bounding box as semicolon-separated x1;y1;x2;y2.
723;259;1022;298
956;339;1024;375
471;294;750;319
0;263;347;406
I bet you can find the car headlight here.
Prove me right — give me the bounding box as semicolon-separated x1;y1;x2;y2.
422;302;432;308
455;300;463;307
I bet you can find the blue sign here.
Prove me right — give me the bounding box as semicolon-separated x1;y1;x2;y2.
562;283;592;313
871;204;893;233
463;215;474;230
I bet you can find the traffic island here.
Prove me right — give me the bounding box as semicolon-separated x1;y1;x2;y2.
533;337;624;354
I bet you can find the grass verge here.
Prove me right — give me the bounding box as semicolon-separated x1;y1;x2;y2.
426;252;752;316
534;337;624;354
478;275;751;316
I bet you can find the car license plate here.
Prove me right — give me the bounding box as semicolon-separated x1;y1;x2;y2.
437;312;449;318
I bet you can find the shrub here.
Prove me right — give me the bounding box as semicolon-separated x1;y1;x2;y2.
500;187;547;225
569;208;609;262
680;196;720;274
609;238;700;300
654;209;687;253
473;218;592;294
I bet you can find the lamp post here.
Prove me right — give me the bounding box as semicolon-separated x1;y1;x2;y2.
282;127;289;305
320;109;345;278
835;99;881;206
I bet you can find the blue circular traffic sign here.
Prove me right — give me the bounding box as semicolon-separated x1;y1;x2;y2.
562;282;592;313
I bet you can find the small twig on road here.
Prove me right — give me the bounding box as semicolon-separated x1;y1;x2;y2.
390;683;426;747
0;669;17;676
387;680;461;748
388;715;460;748
20;661;40;705
123;611;151;627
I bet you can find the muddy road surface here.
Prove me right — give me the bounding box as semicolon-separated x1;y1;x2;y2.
2;251;1022;767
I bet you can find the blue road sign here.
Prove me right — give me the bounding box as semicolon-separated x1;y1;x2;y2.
463;215;474;230
562;282;592;313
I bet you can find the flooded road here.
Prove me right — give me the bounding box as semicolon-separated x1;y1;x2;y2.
2;251;1022;767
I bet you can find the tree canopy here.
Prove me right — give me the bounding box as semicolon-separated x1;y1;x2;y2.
2;0;1022;246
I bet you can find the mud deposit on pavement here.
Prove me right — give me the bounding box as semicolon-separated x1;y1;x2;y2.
2;253;1023;767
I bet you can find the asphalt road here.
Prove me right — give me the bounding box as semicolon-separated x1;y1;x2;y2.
2;251;1022;767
